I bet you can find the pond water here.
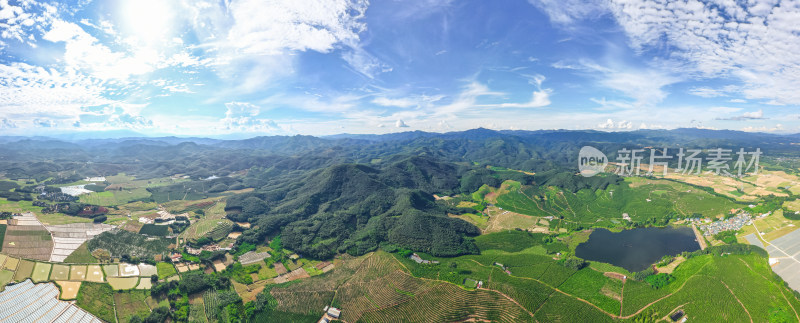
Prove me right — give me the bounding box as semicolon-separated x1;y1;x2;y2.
575;226;701;272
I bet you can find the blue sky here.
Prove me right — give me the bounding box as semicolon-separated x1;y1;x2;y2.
0;0;798;137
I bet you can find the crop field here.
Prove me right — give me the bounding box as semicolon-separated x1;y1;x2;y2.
71;265;88;281
534;292;613;322
203;289;221;321
51;264;70;280
31;262;51;282
2;256;18;271
493;177;738;228
157;262;177;279
359;282;535;322
0;270;12;288
76;282;116;323
86;265;104;282
13;259;34;282
103;265;119;277
557;268;620;314
3;225;53;261
114;290;152;322
786;199;800;212
108;277;140;290
79;188;151;206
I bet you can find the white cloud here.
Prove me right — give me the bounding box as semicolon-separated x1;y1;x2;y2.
729;99;747;103
395;119;409;128
528;0;607;25
742;124;784;132
604;0;800;105
0;62;113;117
562;59;679;107
597;118;633;129
0;118;17;128
33;118;56;127
716;109;766;120
372;97;417;108
492;74;552;108
221;101;282;132
225;0;368;55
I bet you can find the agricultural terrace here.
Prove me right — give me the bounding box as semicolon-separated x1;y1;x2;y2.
179;198;233;242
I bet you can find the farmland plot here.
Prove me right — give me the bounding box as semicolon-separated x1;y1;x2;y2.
4;214;53;261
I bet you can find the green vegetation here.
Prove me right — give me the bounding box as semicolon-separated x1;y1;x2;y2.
0;224;5;251
714;230;738;244
139;224;170;237
64;242;98;263
644;273;675;289
76;282;116;323
88;230;171;261
493;176;737;231
156;262;177;280
114;290;152;323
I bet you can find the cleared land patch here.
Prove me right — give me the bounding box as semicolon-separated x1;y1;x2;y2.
57;280;82;300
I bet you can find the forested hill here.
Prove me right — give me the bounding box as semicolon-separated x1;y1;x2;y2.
226;156;482;258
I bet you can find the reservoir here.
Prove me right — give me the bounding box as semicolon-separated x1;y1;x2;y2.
575;226;701;272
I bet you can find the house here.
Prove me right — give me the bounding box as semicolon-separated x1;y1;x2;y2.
169;253;182;263
410;253;439;264
327;307;341;319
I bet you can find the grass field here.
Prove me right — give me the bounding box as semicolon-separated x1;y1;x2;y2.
79;188;152;206
157;262;177;279
448;212;489;230
0;270;13;289
114;290;152;322
64;242;99;263
35;212;92;225
76;282;116;322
